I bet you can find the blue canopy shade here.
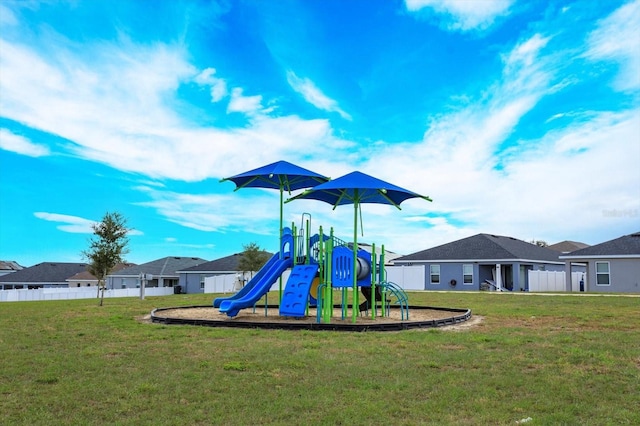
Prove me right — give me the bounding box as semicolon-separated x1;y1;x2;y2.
220;160;329;193
286;171;432;208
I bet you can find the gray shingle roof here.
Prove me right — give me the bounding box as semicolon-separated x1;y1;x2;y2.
396;233;561;263
180;252;273;273
560;232;640;258
110;257;207;277
0;262;89;283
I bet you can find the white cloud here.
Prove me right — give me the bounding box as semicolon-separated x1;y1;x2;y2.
341;27;639;254
33;212;97;233
0;129;50;157
405;0;514;31
584;0;640;92
227;87;264;115
286;71;352;120
33;212;144;235
134;185;296;236
194;67;228;102
0;31;349;182
504;34;550;69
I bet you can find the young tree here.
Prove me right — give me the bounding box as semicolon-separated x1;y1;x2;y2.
237;242;270;280
82;211;131;306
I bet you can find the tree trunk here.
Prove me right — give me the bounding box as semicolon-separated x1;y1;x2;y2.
99;277;105;306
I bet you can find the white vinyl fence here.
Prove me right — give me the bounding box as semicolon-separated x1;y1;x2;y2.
383;265;425;290
528;271;584;292
0;286;174;302
204;274;239;293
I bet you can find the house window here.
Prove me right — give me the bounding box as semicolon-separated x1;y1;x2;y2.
595;262;610;285
200;274;205;290
463;264;473;285
430;265;440;284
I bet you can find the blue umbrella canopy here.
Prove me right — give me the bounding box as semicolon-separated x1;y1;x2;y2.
286;170;432;323
288;171;432;208
221;160;329;193
220;159;329;244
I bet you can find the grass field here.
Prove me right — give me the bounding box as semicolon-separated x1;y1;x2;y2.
1;292;639;425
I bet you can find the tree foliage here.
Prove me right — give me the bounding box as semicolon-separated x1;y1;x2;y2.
237;242;270;278
82;212;130;304
530;240;549;247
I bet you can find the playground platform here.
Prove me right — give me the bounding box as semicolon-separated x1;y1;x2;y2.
150;305;472;332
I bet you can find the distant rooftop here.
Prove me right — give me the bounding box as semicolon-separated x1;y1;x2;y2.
0;260;24;271
547;240;590;253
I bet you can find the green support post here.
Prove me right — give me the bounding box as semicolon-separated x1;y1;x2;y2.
380;244;386;317
305;218;310;265
371;243;376;319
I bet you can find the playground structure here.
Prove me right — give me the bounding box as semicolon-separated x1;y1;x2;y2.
154;163;471;331
213;216;410;324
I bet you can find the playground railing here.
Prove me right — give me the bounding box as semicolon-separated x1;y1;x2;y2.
379;281;410;321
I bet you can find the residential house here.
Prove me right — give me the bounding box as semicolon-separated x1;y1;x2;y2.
393;233;565;291
106;256;207;290
178;252;272;294
560;232;640;293
0;262;88;290
66;263;136;287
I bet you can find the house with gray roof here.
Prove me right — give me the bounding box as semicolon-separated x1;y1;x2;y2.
66;263;136;287
560;232;640;293
0;260;24;277
394;233;566;291
0;262;88;290
106;256;206;290
178;252;272;294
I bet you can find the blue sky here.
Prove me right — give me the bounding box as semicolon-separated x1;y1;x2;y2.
1;0;639;267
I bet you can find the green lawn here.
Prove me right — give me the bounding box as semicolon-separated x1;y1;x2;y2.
1;292;639;425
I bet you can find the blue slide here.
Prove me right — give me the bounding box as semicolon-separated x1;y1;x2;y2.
213;253;280;308
217;256;292;317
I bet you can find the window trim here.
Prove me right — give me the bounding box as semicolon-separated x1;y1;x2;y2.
462;264;473;285
595;261;611;286
430;264;440;285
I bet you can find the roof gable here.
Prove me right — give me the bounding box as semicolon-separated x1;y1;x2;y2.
0;262;88;283
397;233;560;263
561;232;640;257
